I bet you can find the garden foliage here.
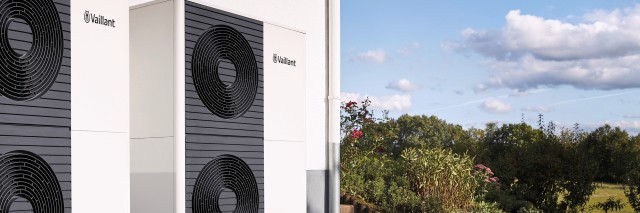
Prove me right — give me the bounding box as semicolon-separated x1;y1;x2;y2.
340;99;640;212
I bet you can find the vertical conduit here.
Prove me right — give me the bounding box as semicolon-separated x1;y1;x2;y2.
328;0;341;212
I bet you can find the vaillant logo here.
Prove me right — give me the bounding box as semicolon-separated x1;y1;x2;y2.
84;10;116;28
273;54;297;67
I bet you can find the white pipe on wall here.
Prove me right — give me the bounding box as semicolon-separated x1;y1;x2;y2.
174;0;186;212
328;0;340;212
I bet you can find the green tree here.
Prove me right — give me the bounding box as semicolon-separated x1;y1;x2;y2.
392;115;473;156
478;120;596;212
582;125;634;183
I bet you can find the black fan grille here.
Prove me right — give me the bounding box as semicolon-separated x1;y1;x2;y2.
185;2;264;212
0;0;71;212
191;25;259;119
0;0;64;101
0;150;64;213
192;155;259;213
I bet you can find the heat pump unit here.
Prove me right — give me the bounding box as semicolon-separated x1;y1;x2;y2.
131;0;307;212
0;0;130;212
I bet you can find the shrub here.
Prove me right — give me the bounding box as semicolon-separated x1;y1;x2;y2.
485;189;536;213
401;147;477;211
473;164;501;200
625;183;640;213
466;201;505;213
624;136;640;213
591;197;625;213
625;165;640;213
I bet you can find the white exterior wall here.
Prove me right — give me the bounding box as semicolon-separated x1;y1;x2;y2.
72;0;131;212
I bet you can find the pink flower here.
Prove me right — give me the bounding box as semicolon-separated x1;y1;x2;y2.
483;178;491;183
474;164;487;170
351;129;363;139
489;177;500;183
485;168;494;176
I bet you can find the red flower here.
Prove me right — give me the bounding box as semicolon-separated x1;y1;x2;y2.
345;101;357;108
375;146;385;153
351;129;363;139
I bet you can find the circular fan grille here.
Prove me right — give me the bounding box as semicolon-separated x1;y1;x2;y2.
0;0;64;101
191;25;258;119
0;150;64;212
192;155;259;213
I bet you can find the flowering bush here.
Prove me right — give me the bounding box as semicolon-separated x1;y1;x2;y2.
474;164;500;197
350;129;363;139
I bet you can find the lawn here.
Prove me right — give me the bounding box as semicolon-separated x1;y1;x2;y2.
586;183;634;213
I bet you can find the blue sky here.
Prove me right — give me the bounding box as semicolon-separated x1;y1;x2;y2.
341;1;640;135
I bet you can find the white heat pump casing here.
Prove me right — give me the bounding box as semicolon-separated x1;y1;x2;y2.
263;23;307;213
71;0;130;212
130;0;307;212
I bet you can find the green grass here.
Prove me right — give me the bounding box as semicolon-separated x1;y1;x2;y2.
586;183;634;213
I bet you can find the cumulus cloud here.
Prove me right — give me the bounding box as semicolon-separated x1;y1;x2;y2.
341;92;412;111
349;49;388;64
447;6;640;90
386;79;420;92
480;99;512;114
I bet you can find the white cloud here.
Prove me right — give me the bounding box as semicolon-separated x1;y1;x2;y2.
474;83;488;93
341;92;362;104
397;42;422;57
341;92;412;111
607;120;640;135
349;49;388;64
522;106;552;113
485;54;640;90
612;120;640;128
510;88;549;97
480;99;512;114
386;79;420;92
448;6;640;90
581;120;640;135
510;90;530;97
624;114;640;119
